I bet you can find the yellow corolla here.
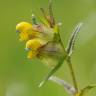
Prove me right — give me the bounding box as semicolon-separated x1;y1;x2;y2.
16;22;38;41
27;51;38;59
25;38;46;59
16;22;32;32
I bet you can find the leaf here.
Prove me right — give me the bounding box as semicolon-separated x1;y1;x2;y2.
77;85;96;96
40;0;55;28
48;0;55;27
38;56;65;87
40;7;50;26
49;76;76;95
66;23;83;56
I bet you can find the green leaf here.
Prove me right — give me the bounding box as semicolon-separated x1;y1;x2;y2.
48;0;55;27
78;85;96;96
49;76;76;95
66;23;83;56
38;55;65;87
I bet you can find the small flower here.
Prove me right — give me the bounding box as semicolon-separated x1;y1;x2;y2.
25;38;46;50
25;38;46;59
16;22;32;32
16;0;67;87
16;21;57;42
16;22;39;41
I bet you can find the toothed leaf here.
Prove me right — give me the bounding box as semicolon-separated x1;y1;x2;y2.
66;23;83;56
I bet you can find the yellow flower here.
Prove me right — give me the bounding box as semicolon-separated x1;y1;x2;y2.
19;32;29;42
25;38;46;59
16;22;32;32
16;22;39;41
26;38;46;50
27;51;38;59
16;21;59;43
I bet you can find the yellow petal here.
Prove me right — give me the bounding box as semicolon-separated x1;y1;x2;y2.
26;38;46;50
16;22;39;41
27;51;37;59
16;22;32;32
19;32;29;41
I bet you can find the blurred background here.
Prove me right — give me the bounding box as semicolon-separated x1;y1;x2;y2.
0;0;96;96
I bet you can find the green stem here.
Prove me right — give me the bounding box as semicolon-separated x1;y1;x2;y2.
57;25;78;94
67;58;78;93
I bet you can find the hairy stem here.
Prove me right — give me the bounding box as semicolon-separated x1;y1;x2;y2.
67;58;78;93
